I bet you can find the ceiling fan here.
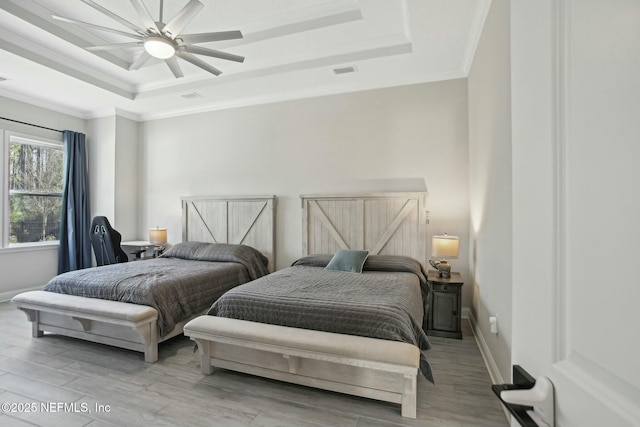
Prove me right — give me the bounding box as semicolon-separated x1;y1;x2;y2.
52;0;245;78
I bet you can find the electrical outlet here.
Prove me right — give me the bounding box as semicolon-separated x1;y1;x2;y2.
489;316;498;334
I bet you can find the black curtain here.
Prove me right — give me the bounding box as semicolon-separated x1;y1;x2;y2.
58;130;91;273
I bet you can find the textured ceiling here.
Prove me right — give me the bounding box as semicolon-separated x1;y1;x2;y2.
0;0;490;120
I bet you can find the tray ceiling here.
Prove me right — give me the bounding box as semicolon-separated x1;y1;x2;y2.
0;0;490;120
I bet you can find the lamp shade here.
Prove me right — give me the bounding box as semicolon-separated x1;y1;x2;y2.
149;227;167;245
431;234;459;259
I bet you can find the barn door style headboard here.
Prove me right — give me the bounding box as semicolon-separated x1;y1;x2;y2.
181;195;276;271
301;192;428;266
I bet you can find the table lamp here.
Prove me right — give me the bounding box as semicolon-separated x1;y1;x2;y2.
429;234;459;278
149;226;167;257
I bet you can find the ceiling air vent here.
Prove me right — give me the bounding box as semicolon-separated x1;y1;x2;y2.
333;66;357;75
180;92;203;99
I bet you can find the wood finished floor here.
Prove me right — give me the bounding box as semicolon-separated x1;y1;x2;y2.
0;302;507;427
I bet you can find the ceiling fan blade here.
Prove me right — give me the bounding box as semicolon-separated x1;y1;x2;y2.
86;42;143;51
52;15;142;39
178;31;243;45
129;51;152;70
130;0;159;33
182;45;244;63
165;56;184;78
176;51;221;76
81;0;145;35
162;0;204;38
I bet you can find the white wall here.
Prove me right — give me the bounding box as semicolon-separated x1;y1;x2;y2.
0;95;86;300
114;115;139;240
467;0;512;382
88;114;140;241
88;116;116;222
140;81;472;304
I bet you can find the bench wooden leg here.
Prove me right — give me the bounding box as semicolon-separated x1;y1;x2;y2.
136;322;158;363
401;373;417;419
193;338;212;374
32;320;44;338
18;308;44;337
144;344;158;362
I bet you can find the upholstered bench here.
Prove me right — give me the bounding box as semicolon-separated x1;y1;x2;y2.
12;291;159;362
184;315;420;418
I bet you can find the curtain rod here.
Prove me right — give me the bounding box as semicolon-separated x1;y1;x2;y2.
0;116;63;133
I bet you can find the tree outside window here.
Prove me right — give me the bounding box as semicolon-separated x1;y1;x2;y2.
9;136;63;244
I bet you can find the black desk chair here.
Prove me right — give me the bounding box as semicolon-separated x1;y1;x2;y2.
90;216;129;266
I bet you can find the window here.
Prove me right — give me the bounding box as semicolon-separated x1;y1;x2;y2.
6;133;64;245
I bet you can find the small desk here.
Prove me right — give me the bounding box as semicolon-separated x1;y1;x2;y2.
121;241;153;261
122;240;152;247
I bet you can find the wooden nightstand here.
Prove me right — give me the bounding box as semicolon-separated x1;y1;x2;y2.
427;271;463;339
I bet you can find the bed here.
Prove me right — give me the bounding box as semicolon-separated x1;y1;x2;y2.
11;195;275;362
184;192;429;418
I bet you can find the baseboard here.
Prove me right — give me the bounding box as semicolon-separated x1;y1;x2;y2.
466;309;511;424
461;306;470;319
0;285;43;303
466;309;504;385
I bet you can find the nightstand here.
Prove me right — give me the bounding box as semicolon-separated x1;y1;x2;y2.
427;271;463;339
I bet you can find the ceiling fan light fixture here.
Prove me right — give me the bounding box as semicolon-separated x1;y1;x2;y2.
144;36;175;59
64;0;243;78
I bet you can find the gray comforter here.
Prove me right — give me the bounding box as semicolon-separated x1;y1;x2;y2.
207;254;434;382
44;242;269;337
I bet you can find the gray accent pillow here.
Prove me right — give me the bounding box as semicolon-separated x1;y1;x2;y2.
325;249;369;273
